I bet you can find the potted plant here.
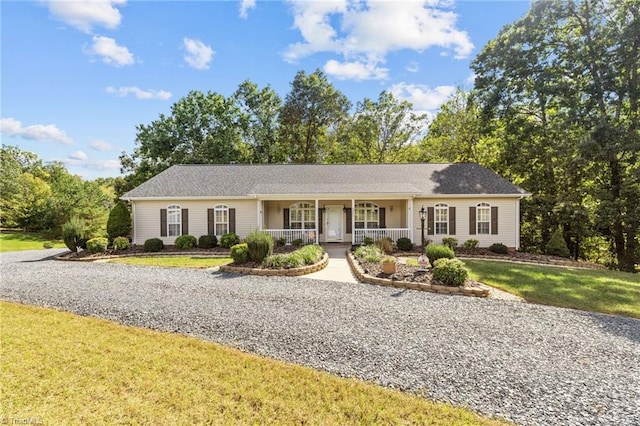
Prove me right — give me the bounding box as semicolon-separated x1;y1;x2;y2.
381;256;397;275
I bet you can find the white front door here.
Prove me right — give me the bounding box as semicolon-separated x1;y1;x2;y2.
326;206;343;242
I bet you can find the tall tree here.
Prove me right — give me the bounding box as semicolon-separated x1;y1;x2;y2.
234;80;283;163
472;0;639;270
331;91;427;163
279;69;351;163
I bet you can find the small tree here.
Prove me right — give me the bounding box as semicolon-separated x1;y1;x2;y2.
62;216;86;253
546;228;570;258
107;201;131;239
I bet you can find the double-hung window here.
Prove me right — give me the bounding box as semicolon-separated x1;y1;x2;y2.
214;204;229;236
434;203;448;235
477;203;491;235
290;202;315;229
354;202;379;229
167;205;181;237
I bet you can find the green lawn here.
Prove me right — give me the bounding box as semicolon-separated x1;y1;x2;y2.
110;256;232;268
0;302;509;426
0;232;65;252
464;260;640;318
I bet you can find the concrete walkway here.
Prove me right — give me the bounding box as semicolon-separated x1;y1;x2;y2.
304;245;358;283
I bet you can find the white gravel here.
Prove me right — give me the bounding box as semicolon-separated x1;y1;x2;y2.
1;249;639;426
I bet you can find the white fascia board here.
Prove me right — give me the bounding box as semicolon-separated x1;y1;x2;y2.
120;195;253;201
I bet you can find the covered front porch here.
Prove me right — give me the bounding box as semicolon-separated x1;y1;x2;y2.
257;198;414;245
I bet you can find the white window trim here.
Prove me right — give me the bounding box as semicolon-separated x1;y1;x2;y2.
214;204;229;237
477;202;491;235
290;202;315;230
167;204;181;237
354;202;379;230
434;203;448;235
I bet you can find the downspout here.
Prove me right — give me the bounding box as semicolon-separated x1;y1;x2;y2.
516;196;522;250
131;201;136;245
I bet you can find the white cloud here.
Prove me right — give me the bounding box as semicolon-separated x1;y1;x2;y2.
69;150;88;160
85;36;134;66
90;140;117;151
60;158;121;171
0;117;73;145
323;59;388;81
183;38;214;70
406;61;420;73
239;0;256;18
389;83;456;110
283;0;473;81
46;0;126;33
106;86;172;100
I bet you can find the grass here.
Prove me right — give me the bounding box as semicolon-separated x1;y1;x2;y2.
0;302;509;425
110;256;232;268
0;232;65;252
464;260;640;319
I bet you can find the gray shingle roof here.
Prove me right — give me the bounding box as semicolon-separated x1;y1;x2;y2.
121;163;529;199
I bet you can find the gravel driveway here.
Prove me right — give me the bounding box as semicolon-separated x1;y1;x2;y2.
1;249;639;426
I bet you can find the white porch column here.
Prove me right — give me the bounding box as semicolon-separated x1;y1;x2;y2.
315;199;319;244
408;198;414;243
256;199;262;230
351;198;355;245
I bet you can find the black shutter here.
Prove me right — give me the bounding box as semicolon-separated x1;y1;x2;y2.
469;207;476;235
318;209;323;234
207;209;214;235
346;208;352;234
427;207;434;235
160;209;167;237
229;208;236;233
283;208;290;229
379;207;386;228
449;207;456;235
182;209;189;235
491;206;499;235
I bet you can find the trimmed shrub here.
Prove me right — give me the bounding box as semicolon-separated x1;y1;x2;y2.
396;237;413;251
246;230;274;262
198;235;218;249
375;237;394;255
86;237;108;253
175;234;197;250
489;242;509;254
441;237;458;250
296;244;323;264
62;216;86;253
143;238;164;252
426;244;455;262
275;237;286;247
363;236;375;246
219;232;240;249
354;245;383;262
462;239;479;249
432;258;468;286
113;236;130;251
106;201;131;239
230;243;249;264
546;228;570;258
291;238;304;247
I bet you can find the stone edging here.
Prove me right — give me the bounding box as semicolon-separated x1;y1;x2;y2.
346;252;490;297
219;253;329;277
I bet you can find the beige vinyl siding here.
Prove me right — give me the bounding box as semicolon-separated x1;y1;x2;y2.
131;199;257;245
413;197;520;249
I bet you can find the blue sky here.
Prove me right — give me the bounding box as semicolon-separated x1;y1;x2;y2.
1;0;530;179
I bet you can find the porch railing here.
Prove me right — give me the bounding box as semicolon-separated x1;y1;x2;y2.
263;229;318;245
353;228;410;245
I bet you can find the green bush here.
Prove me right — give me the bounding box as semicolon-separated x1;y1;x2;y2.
291;238;304;247
246;230;274;262
263;253;287;268
363;237;374;246
275;237;286;247
426;244;455;262
62;216;86;253
262;245;323;269
113;236;130;251
43;242;54;249
432;258;468;286
296;244;323;264
375;237;394;255
230;243;249;264
106;201;131;239
396;237;413;251
86;237;109;253
198;235;218;249
546;228;570;258
441;237;458;250
489;242;509;254
462;239;479;249
354;245;383;262
175;234;197;250
143;238;164;252
219;233;240;248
